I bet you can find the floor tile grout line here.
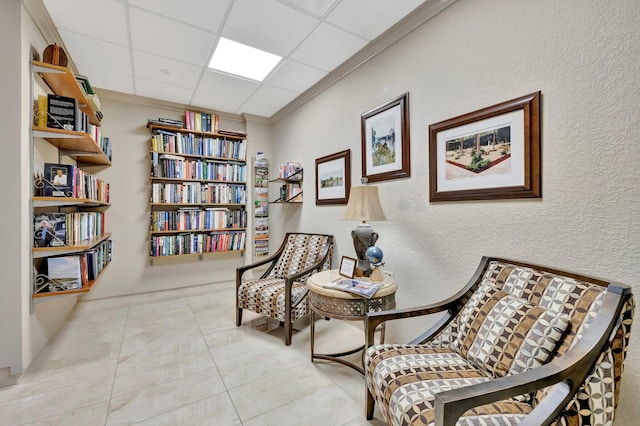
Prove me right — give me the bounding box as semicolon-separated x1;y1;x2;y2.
105;299;132;426
184;287;245;422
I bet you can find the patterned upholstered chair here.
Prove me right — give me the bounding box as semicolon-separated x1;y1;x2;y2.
236;233;333;345
364;256;633;426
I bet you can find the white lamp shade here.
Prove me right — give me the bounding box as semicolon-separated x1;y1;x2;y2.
341;186;386;222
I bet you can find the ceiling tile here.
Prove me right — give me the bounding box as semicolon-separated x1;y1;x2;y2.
266;60;328;93
43;0;128;46
77;64;135;95
133;50;202;89
290;22;368;71
196;70;260;100
191;90;247;114
129;0;231;33
326;0;426;40
129;8;216;66
135;78;194;105
222;0;319;57
248;84;300;108
240;101;279;117
58;30;132;75
277;0;338;17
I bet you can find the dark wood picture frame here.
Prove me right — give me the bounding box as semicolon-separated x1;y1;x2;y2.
338;256;357;278
315;149;351;205
361;92;410;182
429;91;541;202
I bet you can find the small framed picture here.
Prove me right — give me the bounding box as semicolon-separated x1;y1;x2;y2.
339;256;357;278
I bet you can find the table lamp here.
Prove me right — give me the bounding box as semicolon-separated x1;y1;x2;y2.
341;185;386;277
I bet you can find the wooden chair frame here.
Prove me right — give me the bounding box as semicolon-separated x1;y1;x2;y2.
364;256;632;426
236;232;333;345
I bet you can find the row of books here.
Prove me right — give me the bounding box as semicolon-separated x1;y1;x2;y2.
35;95;111;161
150;231;246;256
151;153;246;182
150;130;247;160
185;110;218;133
37;94;89;133
34;239;111;294
35;162;110;202
151;182;247;205
278;162;302;180
151;207;246;232
34;211;106;247
279;183;303;202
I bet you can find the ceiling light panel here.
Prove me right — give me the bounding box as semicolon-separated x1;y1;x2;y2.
209;38;282;82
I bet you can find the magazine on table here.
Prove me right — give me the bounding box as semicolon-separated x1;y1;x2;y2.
323;279;382;298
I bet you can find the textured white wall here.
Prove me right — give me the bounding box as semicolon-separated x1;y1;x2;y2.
271;0;640;423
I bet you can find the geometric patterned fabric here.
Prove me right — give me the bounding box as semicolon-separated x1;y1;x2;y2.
238;234;333;323
452;289;570;379
365;260;634;426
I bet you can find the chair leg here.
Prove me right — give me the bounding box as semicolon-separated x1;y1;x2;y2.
284;321;292;346
236;308;242;326
366;387;376;420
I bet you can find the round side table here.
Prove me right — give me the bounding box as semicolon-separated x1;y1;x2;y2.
307;269;397;374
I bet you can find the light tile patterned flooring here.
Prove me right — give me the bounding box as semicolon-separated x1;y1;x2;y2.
0;283;386;425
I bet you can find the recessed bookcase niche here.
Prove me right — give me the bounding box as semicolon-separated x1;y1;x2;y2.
147;118;248;263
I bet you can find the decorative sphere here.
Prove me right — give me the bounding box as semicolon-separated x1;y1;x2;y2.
366;246;383;265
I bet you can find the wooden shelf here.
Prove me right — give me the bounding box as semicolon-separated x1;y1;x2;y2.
150;228;247;235
33;233;112;259
33;262;110;300
32;126;111;165
33;197;110;208
148;123;246;140
150;176;246;184
33;60;101;126
149;250;245;261
151;150;246;164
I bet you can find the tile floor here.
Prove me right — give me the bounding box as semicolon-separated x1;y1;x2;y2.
0;282;386;425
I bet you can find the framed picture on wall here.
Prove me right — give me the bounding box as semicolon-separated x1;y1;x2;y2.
428;91;541;202
315;149;351;205
361;92;410;182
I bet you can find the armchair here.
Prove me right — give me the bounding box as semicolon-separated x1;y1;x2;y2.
236;232;333;345
364;256;633;426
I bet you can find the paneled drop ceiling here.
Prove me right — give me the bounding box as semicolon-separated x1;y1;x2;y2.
41;0;449;118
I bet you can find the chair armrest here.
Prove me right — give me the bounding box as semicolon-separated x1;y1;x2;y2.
432;290;626;426
365;301;459;349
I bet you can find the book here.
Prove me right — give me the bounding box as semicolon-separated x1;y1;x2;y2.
47;94;76;130
43;163;74;197
322;279;383;298
36;95;48;127
34;212;67;247
46;256;82;292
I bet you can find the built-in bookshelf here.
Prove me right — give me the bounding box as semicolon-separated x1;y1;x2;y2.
31;60;113;300
270;162;303;203
147;120;248;261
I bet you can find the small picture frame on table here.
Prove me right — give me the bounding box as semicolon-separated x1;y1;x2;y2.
339;256;357;278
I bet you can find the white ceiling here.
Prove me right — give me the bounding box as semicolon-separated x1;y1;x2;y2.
41;0;430;118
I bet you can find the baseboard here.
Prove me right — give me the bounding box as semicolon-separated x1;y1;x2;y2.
0;367;18;388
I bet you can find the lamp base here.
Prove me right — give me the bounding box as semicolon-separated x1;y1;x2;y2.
351;223;378;277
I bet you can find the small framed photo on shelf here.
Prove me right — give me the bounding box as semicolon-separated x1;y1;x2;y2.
361;92;410;183
339;256;357;279
428;91;541;202
315;149;351;205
